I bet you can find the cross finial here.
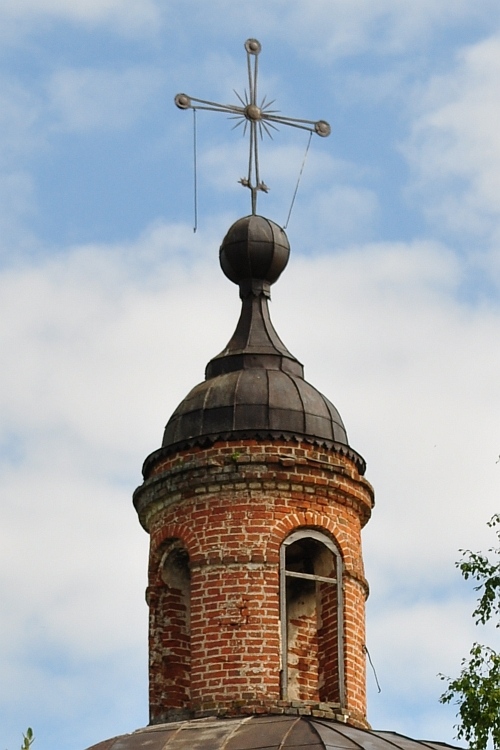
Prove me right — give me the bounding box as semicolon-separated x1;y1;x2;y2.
175;38;331;216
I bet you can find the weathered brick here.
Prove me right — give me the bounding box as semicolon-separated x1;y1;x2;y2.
136;439;373;728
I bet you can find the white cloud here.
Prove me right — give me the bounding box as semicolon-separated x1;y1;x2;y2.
405;34;500;241
47;66;164;133
0;223;231;451
198;139;378;242
275;239;499;575
0;76;43;167
367;597;478;737
0;0;495;61
291;184;379;245
0;0;161;36
172;0;495;61
0;221;229;747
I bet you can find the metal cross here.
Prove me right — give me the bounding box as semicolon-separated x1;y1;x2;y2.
175;38;331;215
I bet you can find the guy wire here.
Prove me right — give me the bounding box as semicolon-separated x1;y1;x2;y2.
283;130;312;230
363;645;382;693
193;107;198;233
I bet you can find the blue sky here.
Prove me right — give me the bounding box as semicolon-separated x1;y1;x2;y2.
1;3;500;749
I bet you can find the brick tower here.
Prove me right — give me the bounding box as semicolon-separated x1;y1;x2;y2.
133;214;374;730
83;35;467;749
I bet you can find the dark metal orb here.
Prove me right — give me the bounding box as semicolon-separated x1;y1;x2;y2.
219;215;290;286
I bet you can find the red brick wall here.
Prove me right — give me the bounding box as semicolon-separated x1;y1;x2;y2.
318;577;340;703
134;439;373;728
286;577;320;701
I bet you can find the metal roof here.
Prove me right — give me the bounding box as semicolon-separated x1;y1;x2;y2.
85;715;464;750
153;216;365;476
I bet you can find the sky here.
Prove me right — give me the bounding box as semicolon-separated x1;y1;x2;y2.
1;2;500;749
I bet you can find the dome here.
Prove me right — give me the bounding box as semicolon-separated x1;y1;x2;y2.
162;368;350;451
148;216;365;476
85;715;463;750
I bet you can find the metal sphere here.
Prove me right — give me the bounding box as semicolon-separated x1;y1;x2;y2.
315;120;331;137
245;103;262;121
175;93;191;110
245;38;262;55
219;215;290;286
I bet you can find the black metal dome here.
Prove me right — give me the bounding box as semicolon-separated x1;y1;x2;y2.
149;216;365;475
85;715;464;750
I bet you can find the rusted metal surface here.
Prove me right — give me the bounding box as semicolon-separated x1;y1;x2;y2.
312;721;463;750
85;716;464;750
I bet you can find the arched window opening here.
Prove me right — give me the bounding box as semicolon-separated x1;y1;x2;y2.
280;530;344;706
161;544;191;631
149;540;191;721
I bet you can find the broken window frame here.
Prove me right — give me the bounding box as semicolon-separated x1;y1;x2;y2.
279;528;345;706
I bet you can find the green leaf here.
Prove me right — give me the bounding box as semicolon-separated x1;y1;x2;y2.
20;728;34;750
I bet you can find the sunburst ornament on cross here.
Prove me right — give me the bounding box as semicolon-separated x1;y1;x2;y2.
175;38;331;217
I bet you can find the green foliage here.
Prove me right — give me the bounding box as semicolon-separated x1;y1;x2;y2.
458;514;500;627
441;644;500;750
440;514;500;750
20;728;34;750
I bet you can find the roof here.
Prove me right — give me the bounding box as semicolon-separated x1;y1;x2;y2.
85;715;464;750
149;215;365;476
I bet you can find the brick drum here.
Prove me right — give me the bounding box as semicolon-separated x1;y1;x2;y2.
134;439;374;729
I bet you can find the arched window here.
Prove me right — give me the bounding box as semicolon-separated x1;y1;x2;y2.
280;529;344;706
149;540;191;722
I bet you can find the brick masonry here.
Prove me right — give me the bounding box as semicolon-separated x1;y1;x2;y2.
133;439;374;729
